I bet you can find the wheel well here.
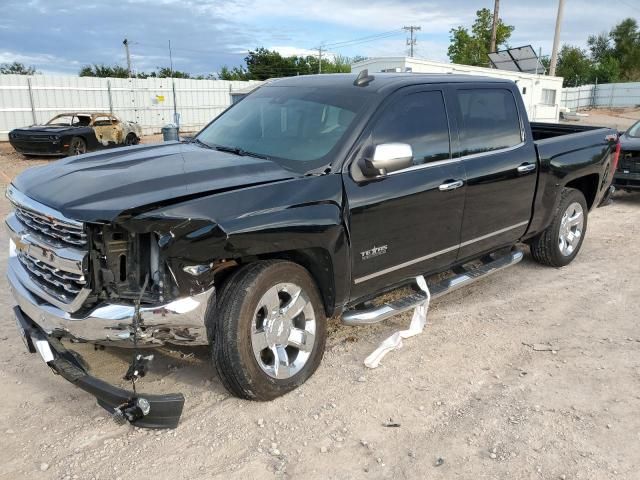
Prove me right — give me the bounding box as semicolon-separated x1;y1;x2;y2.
211;249;336;317
256;249;336;317
565;174;599;210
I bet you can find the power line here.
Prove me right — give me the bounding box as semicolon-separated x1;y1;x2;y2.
321;29;404;48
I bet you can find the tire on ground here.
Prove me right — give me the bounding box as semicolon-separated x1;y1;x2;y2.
125;133;139;146
67;137;87;156
529;187;588;267
207;260;327;400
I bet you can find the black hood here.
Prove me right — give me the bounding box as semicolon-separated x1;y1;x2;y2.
12;142;299;222
12;125;79;134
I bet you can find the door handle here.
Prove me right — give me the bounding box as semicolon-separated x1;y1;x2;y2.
517;163;536;174
438;180;464;191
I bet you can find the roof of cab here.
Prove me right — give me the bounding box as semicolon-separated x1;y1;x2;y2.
265;72;515;94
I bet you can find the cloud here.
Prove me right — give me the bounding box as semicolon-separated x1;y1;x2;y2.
0;0;634;76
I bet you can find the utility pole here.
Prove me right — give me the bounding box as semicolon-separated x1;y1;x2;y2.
169;40;178;126
489;0;500;53
403;26;421;57
549;0;565;77
318;46;323;74
123;38;132;77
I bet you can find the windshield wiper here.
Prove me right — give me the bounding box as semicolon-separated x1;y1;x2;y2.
212;144;270;160
192;138;214;149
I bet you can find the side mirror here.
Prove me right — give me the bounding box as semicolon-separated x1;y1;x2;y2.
360;143;413;177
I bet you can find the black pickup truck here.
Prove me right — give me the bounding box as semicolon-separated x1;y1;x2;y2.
7;72;618;428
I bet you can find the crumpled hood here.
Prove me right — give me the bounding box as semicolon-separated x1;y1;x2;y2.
12;142;299;222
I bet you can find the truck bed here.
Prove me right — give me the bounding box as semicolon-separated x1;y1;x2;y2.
530;122;607;142
532;123;616;165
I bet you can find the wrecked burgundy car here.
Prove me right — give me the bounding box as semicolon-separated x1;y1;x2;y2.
8;112;141;156
7;73;618;428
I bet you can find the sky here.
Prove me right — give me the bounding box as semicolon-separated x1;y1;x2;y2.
0;0;637;76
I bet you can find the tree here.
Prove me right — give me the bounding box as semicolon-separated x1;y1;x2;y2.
218;48;354;80
447;8;514;66
218;65;251;81
609;18;640;81
79;64;131;78
79;64;195;79
555;46;593;86
557;18;638;86
0;61;37;75
156;67;191;78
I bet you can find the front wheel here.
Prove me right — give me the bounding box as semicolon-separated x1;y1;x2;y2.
67;137;87;156
207;260;327;400
530;187;588;267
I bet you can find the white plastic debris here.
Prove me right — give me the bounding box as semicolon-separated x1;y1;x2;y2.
364;275;431;369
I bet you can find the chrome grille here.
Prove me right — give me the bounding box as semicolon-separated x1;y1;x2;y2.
619;151;640;173
13;206;87;247
17;251;85;302
6;185;90;313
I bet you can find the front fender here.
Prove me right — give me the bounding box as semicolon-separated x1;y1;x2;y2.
125;175;350;313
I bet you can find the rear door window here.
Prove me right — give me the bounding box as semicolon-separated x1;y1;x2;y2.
371;90;450;166
455;88;522;156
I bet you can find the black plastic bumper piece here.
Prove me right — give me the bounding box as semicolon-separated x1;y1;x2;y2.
13;306;185;429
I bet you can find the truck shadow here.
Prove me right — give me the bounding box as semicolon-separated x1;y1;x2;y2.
612;190;640;205
70;341;229;396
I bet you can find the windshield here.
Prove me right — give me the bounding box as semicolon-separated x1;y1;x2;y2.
196;86;366;171
627;120;640;138
46;114;91;127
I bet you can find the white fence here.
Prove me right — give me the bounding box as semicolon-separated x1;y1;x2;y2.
561;82;640;111
0;74;262;141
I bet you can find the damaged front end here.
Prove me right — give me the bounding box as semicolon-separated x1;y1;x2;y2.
5;185;230;428
14;306;184;428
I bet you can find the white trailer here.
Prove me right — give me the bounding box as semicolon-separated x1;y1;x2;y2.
351;57;564;122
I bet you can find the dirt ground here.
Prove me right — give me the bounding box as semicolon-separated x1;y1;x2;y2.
0;119;639;480
560;106;640;131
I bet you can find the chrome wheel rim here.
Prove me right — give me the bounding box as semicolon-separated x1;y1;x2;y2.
251;282;316;379
558;201;584;256
72;141;85;155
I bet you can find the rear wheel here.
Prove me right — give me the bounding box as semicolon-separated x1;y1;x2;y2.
207;260;327;400
530;188;588;267
67;137;86;156
124;133;139;146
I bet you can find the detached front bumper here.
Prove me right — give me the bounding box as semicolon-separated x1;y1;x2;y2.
7;252;214;347
14;307;185;428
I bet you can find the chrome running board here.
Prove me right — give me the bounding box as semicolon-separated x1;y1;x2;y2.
342;249;524;326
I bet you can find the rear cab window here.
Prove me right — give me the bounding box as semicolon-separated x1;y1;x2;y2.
454;88;523;156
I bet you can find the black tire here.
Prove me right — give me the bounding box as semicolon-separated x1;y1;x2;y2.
67;137;87;156
124;133;139;146
207;260;327;400
529;187;588;267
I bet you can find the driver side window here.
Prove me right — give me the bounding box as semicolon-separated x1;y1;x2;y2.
372;90;451;166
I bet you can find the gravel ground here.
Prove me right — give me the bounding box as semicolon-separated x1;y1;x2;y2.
560;107;640;131
0;128;639;480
